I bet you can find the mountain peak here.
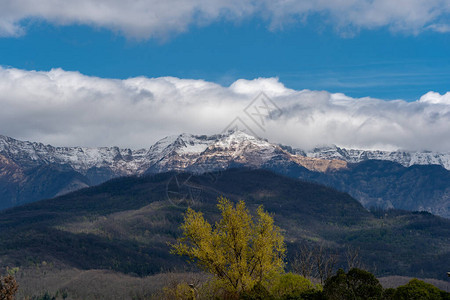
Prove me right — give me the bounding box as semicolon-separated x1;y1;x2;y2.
1;132;450;175
1;131;449;217
213;130;271;150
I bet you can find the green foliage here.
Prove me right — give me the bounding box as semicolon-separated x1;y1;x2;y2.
391;278;447;300
196;278;238;300
240;282;274;300
382;288;396;300
171;197;286;294
5;268;18;277
298;289;326;300
269;273;316;299
162;273;324;300
163;282;195;300
323;268;383;300
159;270;450;300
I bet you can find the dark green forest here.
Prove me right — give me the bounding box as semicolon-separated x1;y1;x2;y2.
1;169;448;283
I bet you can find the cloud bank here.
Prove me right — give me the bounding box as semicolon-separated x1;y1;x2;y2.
1;0;450;38
0;67;449;152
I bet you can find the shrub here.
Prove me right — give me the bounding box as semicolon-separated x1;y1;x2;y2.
269;273;316;299
240;282;273;300
392;279;445;300
163;282;195;300
382;288;396;300
323;268;383;300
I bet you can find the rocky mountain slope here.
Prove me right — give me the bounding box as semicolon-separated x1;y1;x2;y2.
0;131;350;175
2;131;448;178
0;131;346;209
0;131;449;217
302;145;450;170
271;160;450;218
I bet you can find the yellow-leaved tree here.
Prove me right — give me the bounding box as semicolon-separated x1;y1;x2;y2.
170;196;286;294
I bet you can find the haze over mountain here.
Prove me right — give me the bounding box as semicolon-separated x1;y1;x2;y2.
1;130;449;218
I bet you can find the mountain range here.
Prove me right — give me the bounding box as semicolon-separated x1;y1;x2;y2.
1;131;449;217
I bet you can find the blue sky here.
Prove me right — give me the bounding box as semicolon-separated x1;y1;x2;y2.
0;1;449;150
1;6;449;101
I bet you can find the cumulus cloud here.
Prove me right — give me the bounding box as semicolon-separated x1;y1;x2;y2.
419;91;450;104
0;67;449;152
0;0;450;38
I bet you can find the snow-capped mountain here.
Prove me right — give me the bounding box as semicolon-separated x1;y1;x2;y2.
2;131;449;178
0;131;348;179
0;130;347;209
144;131;347;174
1;131;449;218
303;145;450;170
0;134;149;176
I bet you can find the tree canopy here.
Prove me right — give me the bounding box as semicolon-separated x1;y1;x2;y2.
392;279;446;300
171;196;286;294
323;268;383;300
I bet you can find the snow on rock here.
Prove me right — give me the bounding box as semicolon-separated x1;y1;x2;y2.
1;130;449;180
304;145;450;170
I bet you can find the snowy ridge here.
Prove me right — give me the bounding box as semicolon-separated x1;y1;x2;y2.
303;145;450;170
144;131;296;173
1;131;450;178
0;131;285;176
0;134;148;175
2;131;449;217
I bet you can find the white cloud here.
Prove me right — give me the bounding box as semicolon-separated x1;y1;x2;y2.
0;67;449;152
0;0;450;38
0;0;256;38
419;91;450;104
